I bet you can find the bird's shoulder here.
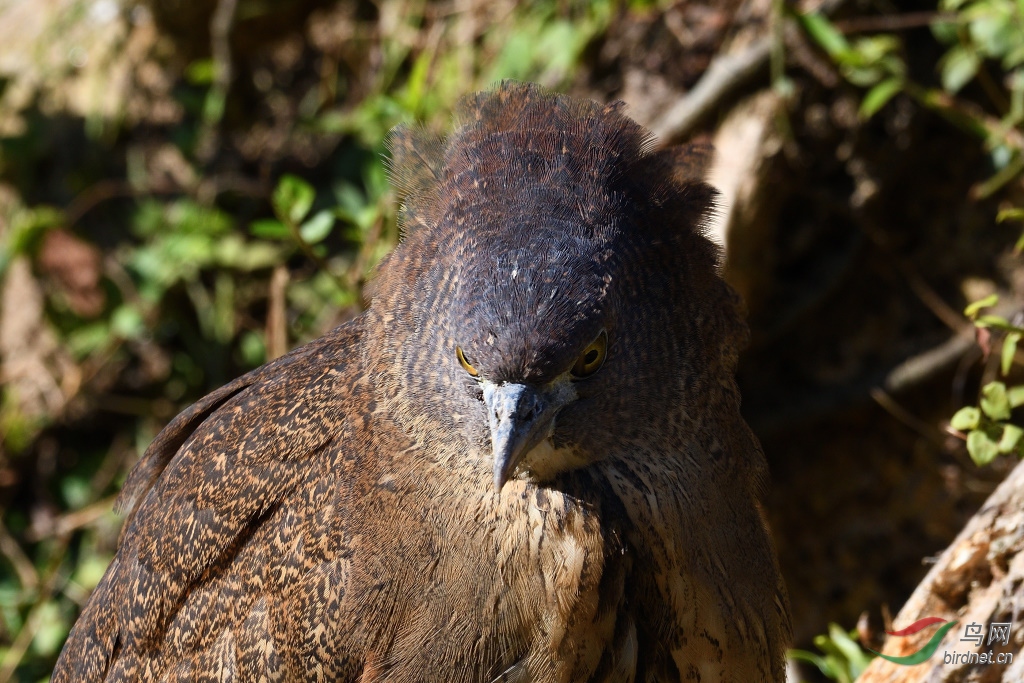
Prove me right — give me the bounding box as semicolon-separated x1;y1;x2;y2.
53;317;375;682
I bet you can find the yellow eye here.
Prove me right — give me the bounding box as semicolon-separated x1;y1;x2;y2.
571;330;607;379
456;346;479;377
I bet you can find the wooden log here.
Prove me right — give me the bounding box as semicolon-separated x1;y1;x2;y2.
858;460;1024;682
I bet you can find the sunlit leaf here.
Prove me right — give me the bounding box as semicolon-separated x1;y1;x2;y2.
300;210;336;244
273;175;316;225
940;45;981;93
976;314;1024;332
789;648;838;678
111;305;145;340
967;429;1001;465
827;623;873;675
861;78;903;118
951;406;982;431
931;19;959;44
966;5;1019;58
799;13;851;58
74;554;113;591
185;59;216;85
1003;332;1020;375
981;381;1012;420
168;200;232;236
998;423;1023;453
240;331;267;368
30;602;67;656
250;219;290;240
60;476;91;509
965;294;999;318
997;207;1024;222
66;322;111;358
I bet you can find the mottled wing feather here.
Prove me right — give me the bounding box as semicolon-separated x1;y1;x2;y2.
114;373;252;527
116;327;341;522
53;322;363;682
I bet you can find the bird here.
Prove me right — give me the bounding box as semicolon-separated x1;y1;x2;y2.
53;81;790;683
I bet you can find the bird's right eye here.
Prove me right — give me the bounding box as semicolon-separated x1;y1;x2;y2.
571;330;608;379
456;346;480;377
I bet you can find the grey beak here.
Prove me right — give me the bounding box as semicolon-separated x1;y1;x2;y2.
482;381;575;491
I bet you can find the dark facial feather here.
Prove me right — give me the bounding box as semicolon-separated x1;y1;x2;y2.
370;81;734;469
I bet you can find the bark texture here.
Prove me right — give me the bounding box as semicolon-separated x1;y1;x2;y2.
859;460;1024;682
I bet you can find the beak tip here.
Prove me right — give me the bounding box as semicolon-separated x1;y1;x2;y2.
493;460;510;492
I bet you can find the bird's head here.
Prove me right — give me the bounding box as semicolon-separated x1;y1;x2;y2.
366;82;747;492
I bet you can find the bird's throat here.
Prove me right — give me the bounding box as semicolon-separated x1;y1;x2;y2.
515;438;592;484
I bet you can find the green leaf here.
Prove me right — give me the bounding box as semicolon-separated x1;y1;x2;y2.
965;294;999;318
951;406;982;431
972;152;1024;199
185;59;216;85
1003;332;1021;375
999;423;1024;453
250;218;290;240
0;205;64;276
74;553;114;591
788;649;838;678
203;90;226;126
214;236;282;271
66;322;111;358
273;175;316;225
240;330;267;367
60;476;91;509
851;35;902;65
931;19;959;44
976;314;1023;331
299;210;335;244
967;429;1001;465
1005;44;1024;69
940;45;981;93
967;6;1019;59
167;200;232;236
981;381;1012;420
827;623;872;675
111;305;145;340
997;207;1024;223
799;13;851;58
860;78;903;118
1009;385;1024;407
30;601;67;656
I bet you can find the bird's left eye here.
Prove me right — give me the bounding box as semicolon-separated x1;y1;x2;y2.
571;330;608;379
456;346;480;377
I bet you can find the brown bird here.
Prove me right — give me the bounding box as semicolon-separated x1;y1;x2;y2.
53;81;790;682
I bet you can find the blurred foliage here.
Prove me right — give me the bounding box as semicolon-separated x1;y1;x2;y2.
789;623;873;683
796;0;1024;198
0;0;617;678
796;0;1024;467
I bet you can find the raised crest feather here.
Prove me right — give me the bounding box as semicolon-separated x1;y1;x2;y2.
384;81;702;241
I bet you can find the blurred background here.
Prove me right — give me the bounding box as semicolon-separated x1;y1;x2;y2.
0;0;1023;680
